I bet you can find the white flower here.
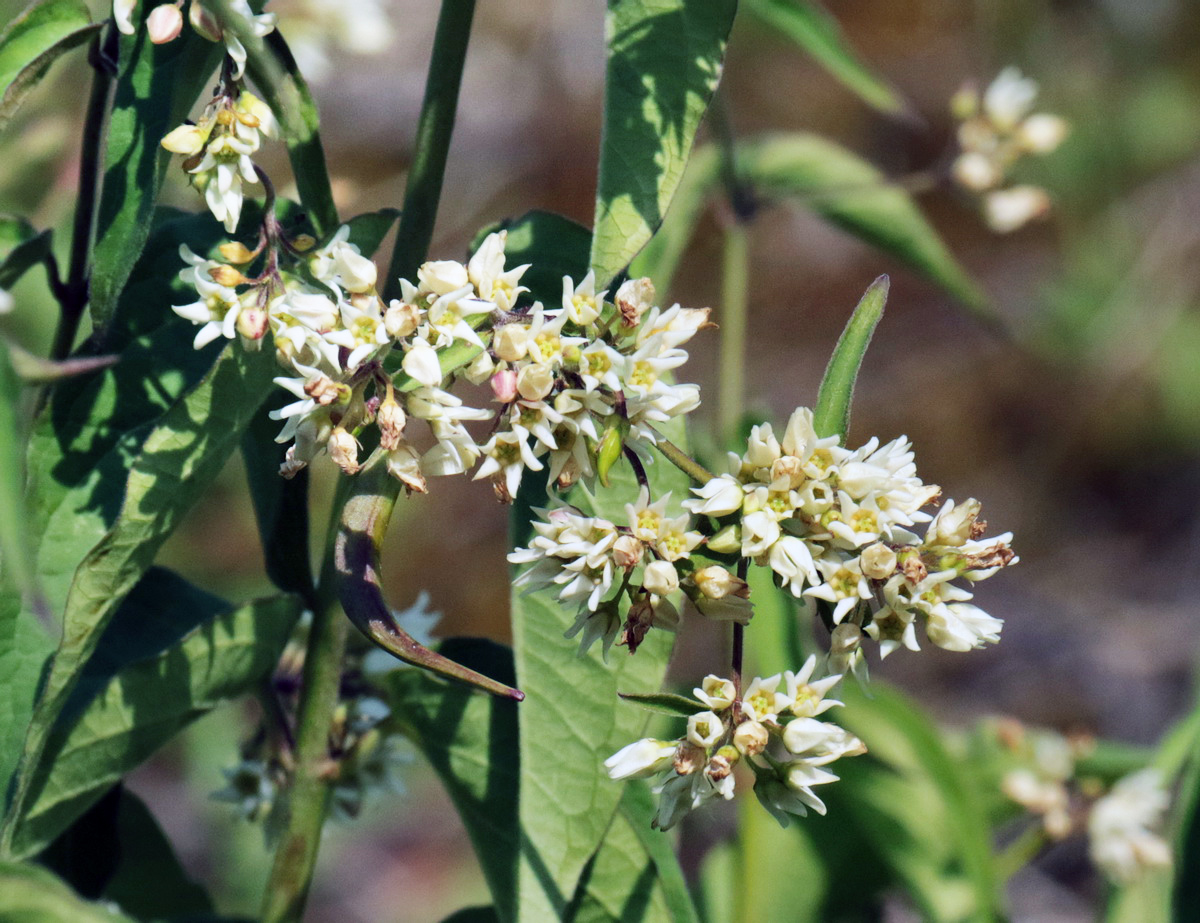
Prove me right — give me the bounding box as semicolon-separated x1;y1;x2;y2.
684;474;744;517
113;0;138;34
925;601;1003;651
1088;770;1172;884
984;185;1050;233
642;560;679;596
983;67;1039;130
605;739;677;780
417;259;469;295
563;270;605;326
693;675;736;712
741;674;791;723
686;711;725;749
401;339;444;387
783;656;842;718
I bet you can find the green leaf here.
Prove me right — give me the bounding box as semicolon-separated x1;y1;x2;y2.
384;639;521;919
510;411;693;920
0;219;51;290
4;341;277;858
241;392;314;603
0;0;98;132
343;207;401;256
471;210;593;308
0;591;55;811
833;682;1002;922
590;0;738;288
742;0;905;115
89;20;224;332
813;274;888;441
0;859;138;922
440;909;501;923
0;341;30;595
40;786;213;919
735;133;987;312
11;585;300;857
617;691;706;718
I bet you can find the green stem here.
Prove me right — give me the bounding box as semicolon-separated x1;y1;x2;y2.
49;36;112;361
652;435;716;485
718;223;749;447
994;824;1046;882
383;0;477;297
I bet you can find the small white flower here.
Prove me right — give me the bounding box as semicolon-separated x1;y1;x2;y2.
605;739;677;780
1088;769;1172;884
693;675;736;712
683;474;744;517
686;711;725;749
402;339;444;387
984;185;1050;233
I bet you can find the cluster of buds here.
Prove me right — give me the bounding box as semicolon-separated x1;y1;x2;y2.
951;67;1069;233
682;407;1017;668
116;1;277;77
162;86;275;234
606;657;865;829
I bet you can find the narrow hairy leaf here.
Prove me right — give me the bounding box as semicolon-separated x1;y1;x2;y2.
11;588;299;857
89;21;223;331
742;0;904;115
590;0;738;287
384;639;521;919
737;133;986;311
0;860;138;922
617;691;707;717
813;275;888;441
0;0;97;131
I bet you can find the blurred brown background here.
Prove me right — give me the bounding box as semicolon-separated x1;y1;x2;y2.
5;0;1200;918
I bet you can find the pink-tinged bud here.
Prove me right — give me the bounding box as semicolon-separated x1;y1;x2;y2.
147;3;183;43
328;427;361;475
236;307;269;343
612;534;644;569
188;2;222;41
490;369;519;403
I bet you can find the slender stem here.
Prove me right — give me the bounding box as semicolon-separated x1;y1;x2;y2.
994;824;1047;882
259;593;348;923
732;558;748;694
49;36;113;361
717;223;749;447
652;435;716;485
383;0;477;297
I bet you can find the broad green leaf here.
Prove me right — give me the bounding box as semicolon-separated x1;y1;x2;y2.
736;133;987;312
727;795;827;923
11;587;299;857
471;210;593;308
617;691;707;717
89;20;224;332
0;859;137;922
39;786;212;919
0;0;97;131
1105;869;1172;923
384;639;521;919
590;0;738;287
835;682;1002;922
626;145;720;297
742;0;904;115
0;591;54;810
611;782;699;923
511;412;692;921
241;392;314;603
4;341;276;857
0;341;30;595
813;275;888;441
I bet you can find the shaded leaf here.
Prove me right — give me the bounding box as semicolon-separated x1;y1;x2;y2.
440;909;501;923
0;590;54;812
0;341;31;595
89;18;224;332
343;207;401;256
813;274;888;441
742;0;905;115
0;859;137;922
590;0;738;288
736;133;987;312
0;226;51;290
0;0;97;131
11;587;300;857
617;691;706;718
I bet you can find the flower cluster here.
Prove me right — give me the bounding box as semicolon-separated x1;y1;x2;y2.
684;407;1017;664
274;0;394;84
950;67;1068;233
1088;769;1172;884
606;657;864;830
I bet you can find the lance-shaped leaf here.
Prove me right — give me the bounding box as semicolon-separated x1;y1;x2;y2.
510;412;692;921
813;275;888;441
0;0;98;131
617;691;707;718
742;0;905;115
0;222;51;290
0;860;138;922
590;0;738;288
736;133;987;313
10;577;300;858
384;639;521;919
3;341;276;857
89;19;223;332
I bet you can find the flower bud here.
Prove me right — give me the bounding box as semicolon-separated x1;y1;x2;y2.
983;186;1050;234
860;542;898;580
770;455;804;488
417;259;468;295
291;234;316;252
952;151;1001;192
929;498;982;547
161;123;206;155
693;565;746;600
733;720;769;756
462;349;495;384
745;424;780;469
493;324;529;362
328;427;361;475
218;241;256;264
516;363;554;402
490;368;518;403
402;340;443;387
612;534;644;570
209;264;247;287
384;300;420;339
303;374;348;406
147;3;183;43
235;306;269;343
642;560;679;596
706;523;742;555
377;395;407;451
616;277;655;327
595;424;624;488
1017;113;1068;154
387;443;426;492
188;1;222;41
